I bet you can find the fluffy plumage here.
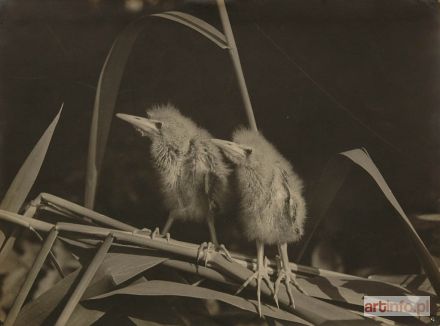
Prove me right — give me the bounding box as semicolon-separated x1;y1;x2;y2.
148;105;232;222
228;128;306;244
212;128;308;312
117;104;232;240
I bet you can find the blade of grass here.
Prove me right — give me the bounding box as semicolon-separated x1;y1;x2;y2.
0;106;63;213
85;16;154;209
295;156;352;262
341;148;440;296
216;0;257;131
0;106;62;264
84;251;168;299
55;234;114;325
153;11;228;49
14;269;82;326
89;279;311;325
5;228;59;326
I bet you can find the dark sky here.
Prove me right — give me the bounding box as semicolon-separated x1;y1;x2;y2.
1;0;440;236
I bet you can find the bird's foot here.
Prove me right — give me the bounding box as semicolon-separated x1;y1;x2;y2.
274;268;306;309
197;242;214;266
150;227;170;242
235;257;277;316
197;242;233;266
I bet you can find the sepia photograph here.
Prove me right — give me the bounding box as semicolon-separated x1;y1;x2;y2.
0;0;440;324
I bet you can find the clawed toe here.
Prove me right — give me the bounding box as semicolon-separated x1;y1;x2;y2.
235;256;277;317
218;244;233;262
197;242;233;266
197;242;214;266
274;269;306;309
134;227;170;242
275;270;295;309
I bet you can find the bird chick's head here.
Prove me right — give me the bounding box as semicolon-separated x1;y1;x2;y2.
117;104;202;152
211;139;253;165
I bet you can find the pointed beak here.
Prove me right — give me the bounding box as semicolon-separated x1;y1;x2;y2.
211;139;251;160
116;113;161;136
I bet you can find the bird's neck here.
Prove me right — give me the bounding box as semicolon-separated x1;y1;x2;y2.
150;140;182;172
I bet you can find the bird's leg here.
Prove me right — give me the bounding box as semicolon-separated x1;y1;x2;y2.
207;212;218;246
235;241;275;317
274;242;307;310
195;215;232;266
161;215;174;235
146;213;175;241
203;170;233;262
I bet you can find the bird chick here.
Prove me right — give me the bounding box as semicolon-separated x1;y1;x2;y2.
116;104;232;247
211;128;307;314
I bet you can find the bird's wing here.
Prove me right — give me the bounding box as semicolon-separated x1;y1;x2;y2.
280;168;296;219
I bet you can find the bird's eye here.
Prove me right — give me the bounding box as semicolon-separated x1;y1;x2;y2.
244;148;252;156
155;122;162;130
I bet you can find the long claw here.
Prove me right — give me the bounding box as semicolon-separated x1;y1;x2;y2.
275;269;296;309
218;244;233;262
257;273;262;317
291;274;308;296
286;276;296;309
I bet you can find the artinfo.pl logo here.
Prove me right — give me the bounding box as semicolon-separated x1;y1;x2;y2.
364;296;430;316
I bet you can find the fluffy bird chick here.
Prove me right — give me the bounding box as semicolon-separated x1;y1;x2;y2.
116;104;231;246
212;128;307;314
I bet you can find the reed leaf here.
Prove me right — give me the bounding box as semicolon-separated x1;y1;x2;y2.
341;148;440;296
88;279;311;325
152;11;228;49
15;269;82;326
4;228;59;326
0;106;62;265
216;0;257;131
368;274;435;295
1;208;419;321
85;16;152;209
58;236;417;308
0;106;62;213
56;234;114;325
63;304;106;326
84;251;168;299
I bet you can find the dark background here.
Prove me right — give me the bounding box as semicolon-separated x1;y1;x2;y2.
1;0;440;275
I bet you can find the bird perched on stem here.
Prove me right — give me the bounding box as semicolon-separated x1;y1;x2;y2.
116;104;232;251
211;128;307;315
